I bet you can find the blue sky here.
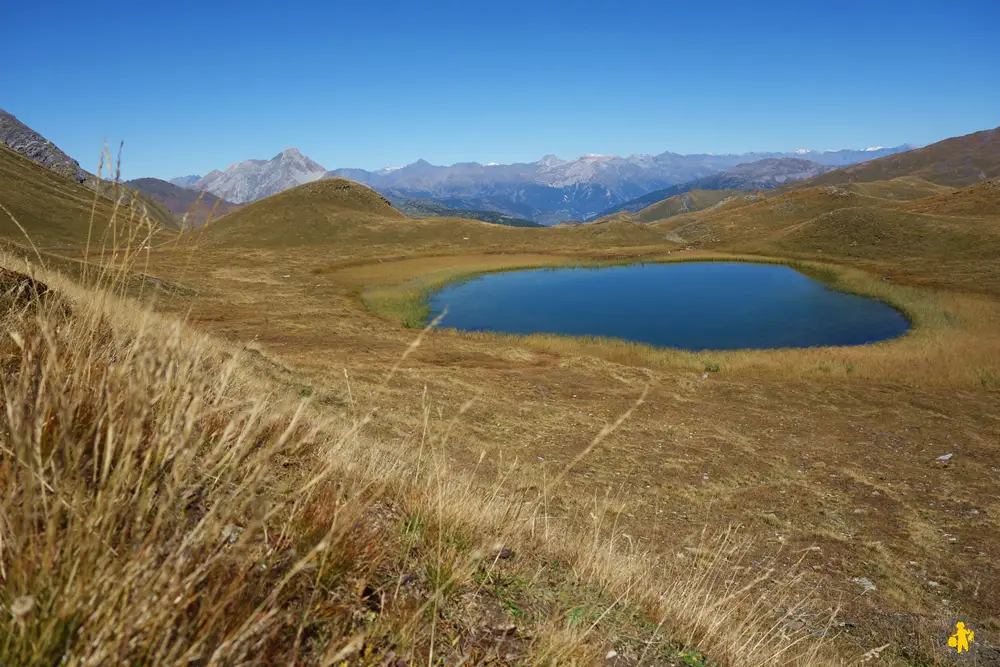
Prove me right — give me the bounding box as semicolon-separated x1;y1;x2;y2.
2;0;997;179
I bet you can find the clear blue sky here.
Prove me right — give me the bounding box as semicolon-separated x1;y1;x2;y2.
2;0;997;179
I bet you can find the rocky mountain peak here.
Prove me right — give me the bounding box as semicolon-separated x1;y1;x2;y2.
537;154;567;168
278;147;303;158
188;150;327;204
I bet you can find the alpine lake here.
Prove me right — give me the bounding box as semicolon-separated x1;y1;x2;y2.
427;262;910;350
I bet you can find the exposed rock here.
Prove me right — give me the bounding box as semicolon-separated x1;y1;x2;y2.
10;596;35;617
220;523;244;544
0;108;88;182
188;148;327;203
849;577;876;593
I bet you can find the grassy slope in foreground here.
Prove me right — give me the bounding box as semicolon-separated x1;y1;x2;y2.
0;242;839;665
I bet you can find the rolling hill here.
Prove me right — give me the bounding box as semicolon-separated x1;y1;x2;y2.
1;108;181;232
631;189;741;223
126;177;241;228
0;144;173;248
782;126;999;191
198;178;407;246
643;178;1000;294
196;177;675;254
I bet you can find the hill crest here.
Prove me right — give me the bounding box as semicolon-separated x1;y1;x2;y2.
783;126;1000;191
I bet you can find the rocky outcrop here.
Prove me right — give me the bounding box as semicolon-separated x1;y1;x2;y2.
0;109;88;183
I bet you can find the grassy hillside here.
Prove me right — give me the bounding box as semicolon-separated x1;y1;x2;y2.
903;176;1000;215
782;125;999;190
0;144;173;249
197;177;678;254
199;178;406;245
633;189;740;223
834;176;954;200
127;177;241;227
652;180;1000;294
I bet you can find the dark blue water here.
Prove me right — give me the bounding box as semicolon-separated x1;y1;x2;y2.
427;263;909;350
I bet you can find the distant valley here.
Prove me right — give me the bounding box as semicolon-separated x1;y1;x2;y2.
123;178;241;227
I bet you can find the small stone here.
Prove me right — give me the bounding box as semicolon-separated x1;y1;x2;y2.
606;649;619;660
493;622;517;636
10;596;34;617
926;580;940;588
936;453;953;462
221;524;244;545
849;577;876;592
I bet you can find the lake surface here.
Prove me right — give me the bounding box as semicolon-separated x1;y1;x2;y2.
427;263;909;350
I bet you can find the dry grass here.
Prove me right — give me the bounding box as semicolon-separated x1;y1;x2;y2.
0;217;845;664
6;148;1000;665
126;173;1000;665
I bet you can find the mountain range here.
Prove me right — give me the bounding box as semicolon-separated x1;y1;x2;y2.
591;157;833;219
174;145;910;225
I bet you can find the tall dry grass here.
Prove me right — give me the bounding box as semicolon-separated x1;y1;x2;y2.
0;187;847;664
